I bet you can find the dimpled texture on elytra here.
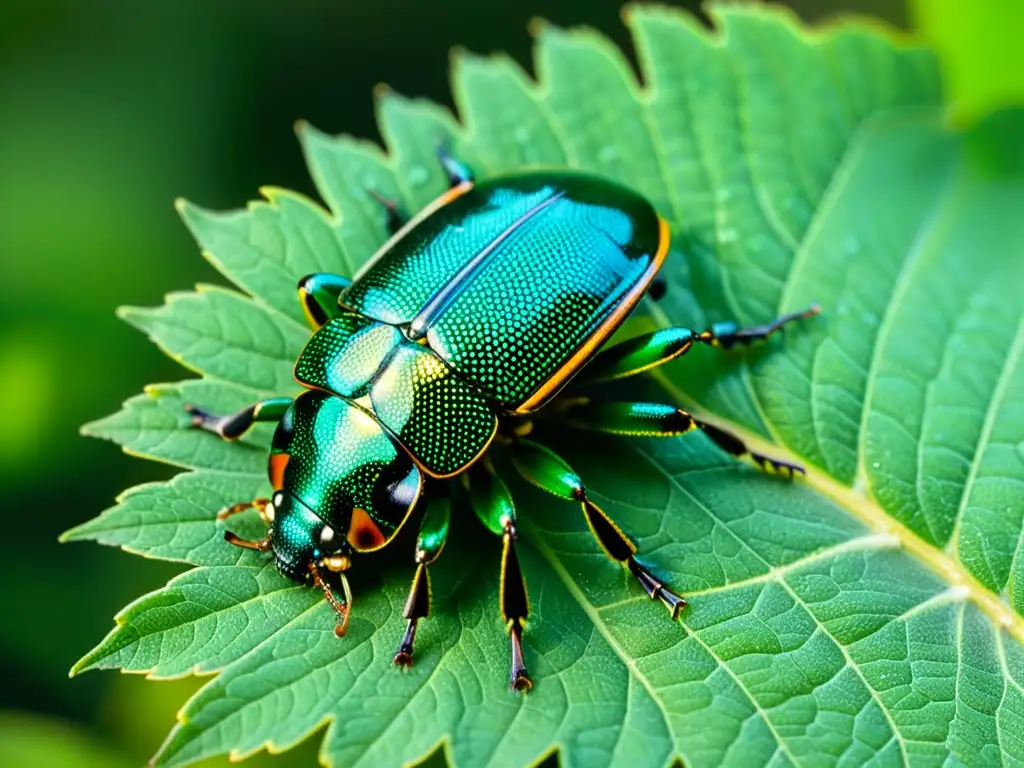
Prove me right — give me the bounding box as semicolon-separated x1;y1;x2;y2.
369;341;497;477
295;313;402;398
344;185;555;325
342;172;663;409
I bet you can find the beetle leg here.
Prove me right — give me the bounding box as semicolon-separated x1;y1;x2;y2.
577;305;820;384
367;189;408;236
393;494;451;668
437;145;474;187
297;273;350;330
464;459;531;692
310;561;352;638
559;401;804;477
508;439;687;620
217;497;273;523
185;397;293;441
646;274;667;302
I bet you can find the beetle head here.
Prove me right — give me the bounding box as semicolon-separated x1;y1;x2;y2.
265;491;352;581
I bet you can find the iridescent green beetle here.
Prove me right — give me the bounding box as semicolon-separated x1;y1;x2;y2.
187;152;818;691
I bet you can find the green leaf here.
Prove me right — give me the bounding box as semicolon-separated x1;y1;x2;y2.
69;4;1024;767
911;0;1024;128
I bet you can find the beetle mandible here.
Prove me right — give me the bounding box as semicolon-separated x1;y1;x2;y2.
187;150;818;691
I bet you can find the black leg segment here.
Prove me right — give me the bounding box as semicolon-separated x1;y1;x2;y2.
368;189;408;236
508;439;687;620
186;397;293;441
437;145;474;187
559;400;804;477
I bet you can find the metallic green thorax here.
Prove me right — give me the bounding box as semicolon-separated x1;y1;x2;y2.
270;392;422;557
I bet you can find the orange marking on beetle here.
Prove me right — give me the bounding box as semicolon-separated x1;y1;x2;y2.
348;507;388;551
268;453;290;490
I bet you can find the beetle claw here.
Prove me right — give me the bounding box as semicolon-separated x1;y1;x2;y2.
752;454;805;477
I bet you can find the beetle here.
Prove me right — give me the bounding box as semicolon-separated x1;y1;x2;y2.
186;150;818;691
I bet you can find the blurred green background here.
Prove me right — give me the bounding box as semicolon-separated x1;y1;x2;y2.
1;0;995;765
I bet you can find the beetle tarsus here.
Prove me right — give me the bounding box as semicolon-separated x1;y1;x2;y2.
393;619;418;668
698;421;805;478
750;453;805;477
705;304;820;350
628;559;687;620
509;621;531;692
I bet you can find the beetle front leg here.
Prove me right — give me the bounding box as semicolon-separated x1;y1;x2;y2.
367;190;408;237
297;273;350;330
559;401;803;477
464;459;531;691
508;440;687;620
393;494;451;667
217;497;273;523
437;146;474;188
186;397;293;441
578;305;820;384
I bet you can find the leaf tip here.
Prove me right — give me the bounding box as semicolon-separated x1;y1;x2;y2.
173;197;189;215
372;81;394;102
57;526;78;544
69;654;94;678
114;304;148;324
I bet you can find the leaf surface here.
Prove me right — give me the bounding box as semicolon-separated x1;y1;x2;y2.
68;5;1024;767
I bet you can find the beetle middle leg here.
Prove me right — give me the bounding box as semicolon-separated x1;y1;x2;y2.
463;458;531;692
185;397;293;441
557;400;804;476
393;494;451;668
577;305;820;384
507;440;687;620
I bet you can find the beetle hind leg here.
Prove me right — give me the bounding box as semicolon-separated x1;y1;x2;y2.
464;459;532;691
508;439;686;621
559;400;804;477
501;524;532;691
577;305;820;385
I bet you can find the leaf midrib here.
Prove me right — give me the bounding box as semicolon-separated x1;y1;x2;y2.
528;524;800;767
947;315;1024;567
654;370;1024;645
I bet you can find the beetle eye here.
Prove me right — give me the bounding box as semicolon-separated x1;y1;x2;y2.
319;525;337;548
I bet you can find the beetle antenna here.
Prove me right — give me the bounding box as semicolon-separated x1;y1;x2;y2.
309;561;351;637
223;531;270;551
